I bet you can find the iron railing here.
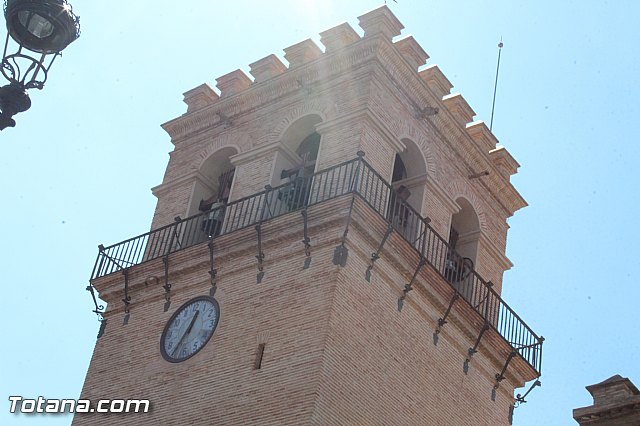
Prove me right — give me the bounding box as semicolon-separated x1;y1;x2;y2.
90;155;543;374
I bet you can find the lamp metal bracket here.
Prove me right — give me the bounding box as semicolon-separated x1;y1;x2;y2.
208;240;218;296
365;223;393;282
398;257;426;311
255;224;265;283
97;317;107;339
494;350;518;388
86;283;106;338
122;268;131;325
301;209;312;269
433;293;459;345
162;256;172;312
333;195;355;267
515;379;541;407
463;323;490;374
168;216;183;251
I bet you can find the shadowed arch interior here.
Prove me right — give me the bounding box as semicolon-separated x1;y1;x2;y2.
188;146;239;217
449;197;481;265
273;114;323;186
390;138;428;214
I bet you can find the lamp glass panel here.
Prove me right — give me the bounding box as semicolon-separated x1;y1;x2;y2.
18;11;55;39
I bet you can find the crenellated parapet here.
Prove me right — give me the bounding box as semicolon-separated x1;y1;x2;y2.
161;4;525;218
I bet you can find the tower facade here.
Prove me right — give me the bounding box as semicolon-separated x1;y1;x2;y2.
78;6;542;425
573;375;640;425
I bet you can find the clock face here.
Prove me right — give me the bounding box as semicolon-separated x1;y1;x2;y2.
160;296;220;363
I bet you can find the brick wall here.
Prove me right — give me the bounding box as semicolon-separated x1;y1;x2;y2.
78;196;525;425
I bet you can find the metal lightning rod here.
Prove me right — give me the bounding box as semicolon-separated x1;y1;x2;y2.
489;39;503;132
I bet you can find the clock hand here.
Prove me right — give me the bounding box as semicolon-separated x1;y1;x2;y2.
172;310;200;357
186;310;200;335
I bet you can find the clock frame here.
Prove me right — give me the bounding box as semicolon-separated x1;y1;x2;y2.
160;295;220;363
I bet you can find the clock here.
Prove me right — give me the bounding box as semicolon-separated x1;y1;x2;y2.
160;296;220;363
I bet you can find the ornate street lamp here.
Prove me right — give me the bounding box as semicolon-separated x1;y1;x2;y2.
0;0;79;130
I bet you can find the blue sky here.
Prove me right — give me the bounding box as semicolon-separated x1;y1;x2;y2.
1;1;638;425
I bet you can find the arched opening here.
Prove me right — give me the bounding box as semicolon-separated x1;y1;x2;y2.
445;197;480;298
390;140;427;211
388;139;427;245
272;115;322;212
190;146;238;237
278;114;322;180
449;198;480;263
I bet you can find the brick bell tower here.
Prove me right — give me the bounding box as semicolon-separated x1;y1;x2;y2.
78;6;543;425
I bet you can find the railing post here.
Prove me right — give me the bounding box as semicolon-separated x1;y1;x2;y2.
351;150;365;193
165;216;181;256
420;217;430;258
484;281;493;320
93;244;106;279
537;336;545;372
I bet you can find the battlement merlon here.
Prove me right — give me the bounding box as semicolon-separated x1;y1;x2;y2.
443;93;476;127
249;54;287;83
284;39;323;69
216;69;252;98
394;35;429;71
357;5;404;40
489;145;520;180
319;22;360;53
182;83;219;113
419;65;453;99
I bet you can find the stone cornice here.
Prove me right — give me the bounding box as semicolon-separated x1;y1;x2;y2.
426;175;459;215
315;107;406;154
393;173;459;218
230;140;299;167
479;232;513;271
574;396;640;423
457;229;481;246
456;228;511;272
391;173;427;189
151;170;214;198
